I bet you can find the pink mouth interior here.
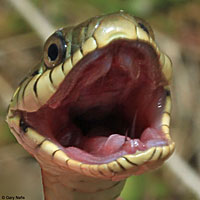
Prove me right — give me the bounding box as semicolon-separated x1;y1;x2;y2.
22;40;168;164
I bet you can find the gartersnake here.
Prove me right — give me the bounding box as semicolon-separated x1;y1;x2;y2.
7;11;175;200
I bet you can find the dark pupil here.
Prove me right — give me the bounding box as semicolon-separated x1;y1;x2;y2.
138;22;149;34
48;43;58;61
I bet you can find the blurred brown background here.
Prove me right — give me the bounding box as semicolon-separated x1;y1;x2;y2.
0;0;200;199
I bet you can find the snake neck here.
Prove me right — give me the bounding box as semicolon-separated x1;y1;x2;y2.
40;161;126;200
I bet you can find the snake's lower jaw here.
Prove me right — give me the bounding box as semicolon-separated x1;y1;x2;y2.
7;12;175;181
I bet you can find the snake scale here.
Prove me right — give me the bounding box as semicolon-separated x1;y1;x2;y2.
7;11;175;200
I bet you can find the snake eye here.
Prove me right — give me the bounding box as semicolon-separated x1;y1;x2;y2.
44;32;66;68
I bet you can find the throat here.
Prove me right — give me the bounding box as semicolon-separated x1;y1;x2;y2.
41;165;126;200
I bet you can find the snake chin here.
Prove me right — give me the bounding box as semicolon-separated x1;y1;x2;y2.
22;39;169;164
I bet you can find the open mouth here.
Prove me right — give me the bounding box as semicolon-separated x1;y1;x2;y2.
21;39;169;164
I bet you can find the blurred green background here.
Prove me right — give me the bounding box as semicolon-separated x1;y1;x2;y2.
0;0;200;199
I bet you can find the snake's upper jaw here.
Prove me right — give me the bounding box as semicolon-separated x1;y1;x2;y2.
7;12;175;179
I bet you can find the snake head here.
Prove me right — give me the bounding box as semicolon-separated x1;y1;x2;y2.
7;11;175;181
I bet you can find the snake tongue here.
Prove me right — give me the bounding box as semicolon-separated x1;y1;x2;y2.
82;134;125;155
103;134;125;154
72;127;167;158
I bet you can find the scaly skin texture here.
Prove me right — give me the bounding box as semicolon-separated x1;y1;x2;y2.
42;169;125;200
39;155;126;200
7;11;175;200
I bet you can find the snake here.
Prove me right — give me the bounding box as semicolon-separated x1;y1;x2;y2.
7;11;175;200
